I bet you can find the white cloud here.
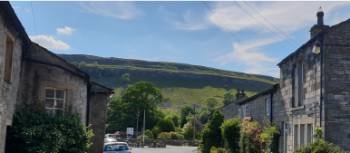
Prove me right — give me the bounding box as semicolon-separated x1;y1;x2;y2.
56;26;75;36
208;1;349;34
216;37;281;76
174;10;211;31
30;35;70;51
80;2;141;20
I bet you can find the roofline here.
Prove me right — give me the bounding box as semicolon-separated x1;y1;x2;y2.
277;18;350;66
237;84;279;105
30;42;90;79
90;81;114;93
0;2;31;45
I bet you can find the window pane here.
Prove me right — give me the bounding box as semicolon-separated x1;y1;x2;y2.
300;124;305;147
294;125;299;149
46;89;55;98
56;90;65;99
307;124;313;144
45;99;54;108
56;100;64;108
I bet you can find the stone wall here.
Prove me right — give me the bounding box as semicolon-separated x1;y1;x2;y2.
88;83;111;153
0;13;24;153
18;43;88;123
323;20;350;151
221;102;240;119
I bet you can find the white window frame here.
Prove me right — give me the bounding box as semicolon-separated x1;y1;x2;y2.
294;123;313;150
45;88;66;114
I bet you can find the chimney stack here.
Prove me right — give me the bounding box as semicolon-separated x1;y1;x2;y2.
310;7;329;38
236;89;247;100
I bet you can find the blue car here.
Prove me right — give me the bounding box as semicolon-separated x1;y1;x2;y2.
103;142;131;153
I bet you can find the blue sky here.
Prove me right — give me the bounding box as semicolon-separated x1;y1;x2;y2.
11;1;350;77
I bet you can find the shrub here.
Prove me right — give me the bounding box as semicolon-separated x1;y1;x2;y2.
221;118;241;153
295;129;346;153
6;104;93;153
210;147;227;153
200;110;224;153
151;126;161;139
260;125;279;153
157;118;175;132
239;120;262;153
158;132;184;140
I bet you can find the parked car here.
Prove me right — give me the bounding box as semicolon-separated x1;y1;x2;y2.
104;137;117;143
104;142;131;153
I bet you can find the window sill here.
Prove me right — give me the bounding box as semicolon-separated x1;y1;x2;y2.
291;105;305;111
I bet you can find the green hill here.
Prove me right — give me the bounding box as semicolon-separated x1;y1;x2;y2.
60;54;277;112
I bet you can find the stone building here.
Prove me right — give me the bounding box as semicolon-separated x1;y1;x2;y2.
0;2;113;153
222;10;350;152
0;2;30;153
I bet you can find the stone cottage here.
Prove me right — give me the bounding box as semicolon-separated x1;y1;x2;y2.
222;9;350;152
0;2;113;153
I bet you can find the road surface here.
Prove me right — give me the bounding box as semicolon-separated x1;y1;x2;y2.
131;145;198;153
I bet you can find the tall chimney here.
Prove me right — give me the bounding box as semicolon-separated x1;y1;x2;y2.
310;7;329;38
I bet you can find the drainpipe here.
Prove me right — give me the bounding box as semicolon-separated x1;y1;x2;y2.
319;35;324;128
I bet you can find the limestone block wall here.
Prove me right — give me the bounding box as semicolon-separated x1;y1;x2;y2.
0;14;23;153
323;20;350;151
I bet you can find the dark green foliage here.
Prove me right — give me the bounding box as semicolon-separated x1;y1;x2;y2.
206;98;218;110
166;115;180;127
199;110;209;125
200;110;224;153
106;81;164;133
221;118;241;153
180;106;195;127
295;128;346;153
156;118;175;132
260;125;279;153
6;105;93;153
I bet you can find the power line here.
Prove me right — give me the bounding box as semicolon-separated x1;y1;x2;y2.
241;1;292;41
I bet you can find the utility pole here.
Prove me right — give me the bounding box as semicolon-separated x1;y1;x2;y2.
193;104;196;141
142;109;146;145
136;110;139;138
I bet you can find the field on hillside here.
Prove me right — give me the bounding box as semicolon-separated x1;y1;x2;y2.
60;54;276;112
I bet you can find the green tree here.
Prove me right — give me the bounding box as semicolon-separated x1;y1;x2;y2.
120;73;130;88
201;110;224;153
156;117;175;132
221;118;241;153
223;92;235;106
206;98;218;110
107;81;163;133
180;105;194;127
166;115;179;127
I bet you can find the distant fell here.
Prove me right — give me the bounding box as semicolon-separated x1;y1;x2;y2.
60;54;277;111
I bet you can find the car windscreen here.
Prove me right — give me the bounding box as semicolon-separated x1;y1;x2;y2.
104;144;129;151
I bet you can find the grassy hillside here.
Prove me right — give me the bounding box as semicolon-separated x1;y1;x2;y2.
60;54;277;112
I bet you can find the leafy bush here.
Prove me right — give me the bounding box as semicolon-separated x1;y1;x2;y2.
6;104;93;153
151;126;162;139
295;128;346;153
221;118;241;153
200;110;224;153
158;132;184;140
239;120;262;153
260;125;279;153
210;147;227;153
157;118;175;132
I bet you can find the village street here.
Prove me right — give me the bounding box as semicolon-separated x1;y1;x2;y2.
132;146;198;153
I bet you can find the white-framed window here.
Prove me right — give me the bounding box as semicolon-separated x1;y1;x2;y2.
294;123;313;150
265;97;271;116
45;88;65;115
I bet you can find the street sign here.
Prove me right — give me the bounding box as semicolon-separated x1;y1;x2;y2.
127;127;134;136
